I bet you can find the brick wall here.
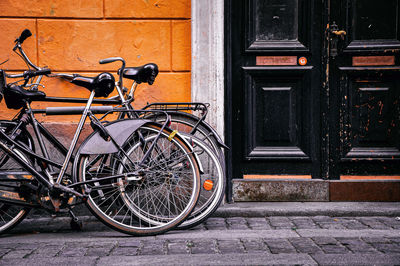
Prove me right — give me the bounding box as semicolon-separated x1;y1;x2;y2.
0;0;191;122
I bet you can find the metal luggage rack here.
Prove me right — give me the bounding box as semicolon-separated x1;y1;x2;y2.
142;102;209;116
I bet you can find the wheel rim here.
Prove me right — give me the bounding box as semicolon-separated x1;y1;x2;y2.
81;125;200;233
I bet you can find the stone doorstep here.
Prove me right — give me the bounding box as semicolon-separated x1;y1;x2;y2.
233;179;400;202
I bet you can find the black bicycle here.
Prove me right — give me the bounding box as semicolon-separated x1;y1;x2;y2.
0;30;201;236
52;58;227;230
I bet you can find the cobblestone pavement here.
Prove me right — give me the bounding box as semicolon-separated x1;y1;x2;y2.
0;216;399;265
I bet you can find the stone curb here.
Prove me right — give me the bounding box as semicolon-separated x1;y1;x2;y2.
213;202;400;217
23;202;400;227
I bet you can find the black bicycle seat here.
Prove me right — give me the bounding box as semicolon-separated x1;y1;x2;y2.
118;63;158;85
71;73;115;98
71;75;95;90
4;84;46;109
6;84;46;101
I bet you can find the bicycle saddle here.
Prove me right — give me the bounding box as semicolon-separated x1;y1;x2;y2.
4;84;46;109
71;72;115;98
118;63;159;85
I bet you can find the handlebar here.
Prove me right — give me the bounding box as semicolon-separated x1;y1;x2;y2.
99;57;125;65
15;29;32;45
23;68;51;78
99;57;126;92
6;68;51;79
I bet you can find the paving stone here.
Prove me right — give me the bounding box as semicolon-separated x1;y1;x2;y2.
241;239;269;253
311;254;400;265
312;237;338;245
0;249;10;258
204;218;227;230
336;238;377;253
263;239;297;254
317;221;347;229
117;240;141;248
371;243;400;253
378;217;400;229
139;240;165;255
1;249;32;259
166;240;189;255
268;217;295;229
29;244;64;258
245;218;271;230
226;217;249;230
185;223;206;231
290;217;320;229
190;240;216;254
335;218;369;229
362;237;392;244
289;238;322;254
388;237;400;244
217;239;245;254
111;247;139;256
85;247;112;257
98;253;318;265
0;243;19;249
358;217;392;229
319;244;349;254
59;246;88;257
312;216;332;222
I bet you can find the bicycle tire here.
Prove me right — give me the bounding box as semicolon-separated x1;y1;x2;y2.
177;133;225;230
145;111;225;168
0;148;31;234
78;123;201;236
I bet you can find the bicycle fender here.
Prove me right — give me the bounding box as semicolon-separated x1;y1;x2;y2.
79;119;150;155
178;132;205;174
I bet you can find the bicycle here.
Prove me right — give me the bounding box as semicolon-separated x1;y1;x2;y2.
53;59;227;230
0;29;201;236
3;28;226;231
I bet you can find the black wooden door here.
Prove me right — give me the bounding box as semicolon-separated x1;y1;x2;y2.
226;0;400;186
227;0;323;182
328;0;400;179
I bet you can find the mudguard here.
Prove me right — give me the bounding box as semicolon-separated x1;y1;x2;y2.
79;119;150;155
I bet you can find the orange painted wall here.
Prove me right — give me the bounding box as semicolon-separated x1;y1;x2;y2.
0;0;191;122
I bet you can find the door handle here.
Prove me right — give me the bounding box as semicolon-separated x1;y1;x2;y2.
328;22;346;58
331;30;347;38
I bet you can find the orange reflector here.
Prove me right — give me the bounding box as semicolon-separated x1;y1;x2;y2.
203;179;214;191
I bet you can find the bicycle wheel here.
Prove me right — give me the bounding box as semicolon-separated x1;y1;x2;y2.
0;147;31;234
177;133;225;229
145;111;225;165
79;123;200;236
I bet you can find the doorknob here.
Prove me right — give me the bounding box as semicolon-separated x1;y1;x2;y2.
331;30;347;37
328;21;346;58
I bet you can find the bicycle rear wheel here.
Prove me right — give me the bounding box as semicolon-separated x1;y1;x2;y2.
178;133;225;229
145;112;225;165
79;123;200;236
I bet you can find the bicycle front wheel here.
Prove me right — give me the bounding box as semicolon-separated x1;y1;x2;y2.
178;133;225;230
79;123;201;236
0;148;31;234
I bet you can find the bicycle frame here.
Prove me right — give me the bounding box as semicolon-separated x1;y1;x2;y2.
0;86;172;201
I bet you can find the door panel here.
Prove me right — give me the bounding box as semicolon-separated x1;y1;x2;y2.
243;67;312;160
230;0;322;179
245;0;310;51
330;0;400;177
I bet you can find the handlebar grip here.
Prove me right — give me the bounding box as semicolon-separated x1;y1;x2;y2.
36;68;51;76
17;29;32;44
99;57;124;64
23;68;51;79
